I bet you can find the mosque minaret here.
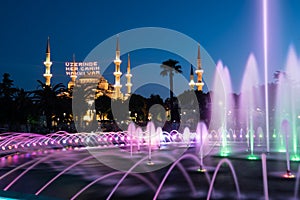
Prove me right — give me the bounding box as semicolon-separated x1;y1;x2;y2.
125;53;132;98
113;36;123;99
43;37;53;86
195;44;204;91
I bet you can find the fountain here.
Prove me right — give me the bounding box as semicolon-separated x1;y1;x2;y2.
275;46;300;161
146;121;155;165
281;120;295;178
263;0;270;153
0;1;300;199
194;121;216;173
240;54;261;160
210;61;233;157
0;116;298;199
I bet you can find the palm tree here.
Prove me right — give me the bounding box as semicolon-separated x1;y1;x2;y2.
160;59;182;121
71;80;97;132
0;73;18;129
13;88;34;129
32;80;66;131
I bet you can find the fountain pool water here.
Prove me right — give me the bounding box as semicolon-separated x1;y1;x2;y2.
0;121;299;200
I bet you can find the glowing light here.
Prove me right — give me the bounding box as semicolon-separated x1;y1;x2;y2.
278;148;286;153
283;174;295;178
291;155;300;161
197;168;207;172
220;148;230;157
247;155;259;160
147;161;155;166
282;172;295;179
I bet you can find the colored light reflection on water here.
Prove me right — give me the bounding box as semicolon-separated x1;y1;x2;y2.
0;197;19;200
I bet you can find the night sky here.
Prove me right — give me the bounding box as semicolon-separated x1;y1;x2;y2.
1;0;300;93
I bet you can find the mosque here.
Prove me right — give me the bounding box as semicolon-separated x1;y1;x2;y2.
41;37;204;100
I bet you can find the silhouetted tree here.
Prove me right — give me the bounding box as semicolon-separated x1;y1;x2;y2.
95;95;111;121
13;88;34;129
0;73;18;128
32;80;65;131
129;94;148;125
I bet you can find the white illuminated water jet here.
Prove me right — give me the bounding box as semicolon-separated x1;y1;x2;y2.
261;153;269;200
210;61;233;156
263;0;270;152
282;120;294;177
240;54;260;159
128;122;135;157
274;46;300;161
146;121;155;165
195;122;211;172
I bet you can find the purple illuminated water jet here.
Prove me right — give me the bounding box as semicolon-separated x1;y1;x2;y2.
263;0;270;152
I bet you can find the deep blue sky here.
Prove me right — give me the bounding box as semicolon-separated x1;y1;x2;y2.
1;0;300;93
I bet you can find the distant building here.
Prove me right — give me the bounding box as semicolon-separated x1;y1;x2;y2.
42;37;204;100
